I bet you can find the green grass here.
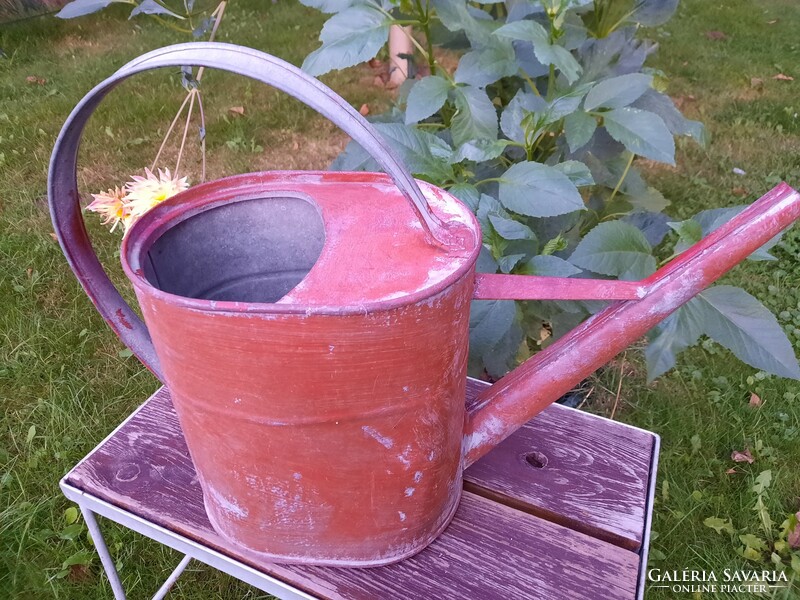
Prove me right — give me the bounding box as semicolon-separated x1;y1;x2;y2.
1;1;799;598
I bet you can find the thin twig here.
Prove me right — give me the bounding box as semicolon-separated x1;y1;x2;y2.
174;89;197;176
576;385;595;411
151;91;193;171
609;355;626;420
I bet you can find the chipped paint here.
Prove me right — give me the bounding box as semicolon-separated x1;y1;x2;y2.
362;426;394;449
207;485;248;519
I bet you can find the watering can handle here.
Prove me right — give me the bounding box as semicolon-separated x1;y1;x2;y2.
48;43;449;381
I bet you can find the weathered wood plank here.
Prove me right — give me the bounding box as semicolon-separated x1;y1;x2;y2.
464;379;654;551
66;386;647;599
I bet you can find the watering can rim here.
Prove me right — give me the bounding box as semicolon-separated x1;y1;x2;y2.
121;170;484;317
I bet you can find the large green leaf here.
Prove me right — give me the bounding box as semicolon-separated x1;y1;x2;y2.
130;0;184;18
603;107;675;165
645;300;705;381
633;89;707;145
631;0;679;27
454;42;517;87
524;255;582;277
469;300;517;357
494;21;582;84
584;73;653;111
564;111;597;152
552;160;594;187
500;90;547;143
488;213;536;241
451;139;510;163
301;6;389;76
570;221;655;276
693;286;800;379
57;0;130;18
298;0;357;13
451;86;498;146
498;162;585;217
405;76;451;124
331;123;454;182
469;299;521;378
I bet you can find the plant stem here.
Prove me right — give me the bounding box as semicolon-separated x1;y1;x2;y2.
197;1;227;82
520;70;541;97
608;151;634;204
195;89;207;182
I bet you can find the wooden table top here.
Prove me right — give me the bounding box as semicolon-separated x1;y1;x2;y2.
65;379;658;600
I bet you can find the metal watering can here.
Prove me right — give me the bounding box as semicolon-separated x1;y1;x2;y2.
49;43;800;567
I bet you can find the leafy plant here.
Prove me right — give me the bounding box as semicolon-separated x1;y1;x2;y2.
704;469;800;573
300;0;800;381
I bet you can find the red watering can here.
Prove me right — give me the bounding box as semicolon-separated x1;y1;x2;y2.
49;43;800;567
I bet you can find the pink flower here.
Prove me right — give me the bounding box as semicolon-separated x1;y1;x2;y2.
86;187;129;233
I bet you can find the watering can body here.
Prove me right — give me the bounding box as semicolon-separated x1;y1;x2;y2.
49;43;800;566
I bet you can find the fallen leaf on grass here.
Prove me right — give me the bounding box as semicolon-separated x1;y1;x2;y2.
359;104;370;116
67;564;93;583
705;31;728;41
767;19;778;25
732;187;748;196
726;468;738;474
26;75;46;85
49;232;58;241
704;516;735;535
228;106;245;116
732;449;754;464
773;74;794;81
749;392;762;407
750;77;764;88
368;58;383;69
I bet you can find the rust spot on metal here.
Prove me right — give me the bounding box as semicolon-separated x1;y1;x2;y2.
116;308;133;330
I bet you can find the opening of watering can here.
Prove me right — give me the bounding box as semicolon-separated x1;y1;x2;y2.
142;193;325;304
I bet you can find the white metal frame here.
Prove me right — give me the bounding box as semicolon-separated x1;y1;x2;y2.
59;480;316;600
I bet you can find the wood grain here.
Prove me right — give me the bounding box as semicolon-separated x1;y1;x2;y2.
66;385;652;599
464;379;654;551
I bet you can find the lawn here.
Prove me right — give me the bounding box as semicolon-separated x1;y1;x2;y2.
1;0;799;598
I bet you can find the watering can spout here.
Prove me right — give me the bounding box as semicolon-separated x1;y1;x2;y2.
464;182;800;466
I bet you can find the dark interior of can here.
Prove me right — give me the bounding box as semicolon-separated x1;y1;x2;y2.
142;195;325;303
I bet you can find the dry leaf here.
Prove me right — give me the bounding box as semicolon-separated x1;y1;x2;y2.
773;73;794;81
49;232;58;241
749;392;762;407
750;77;764;88
228;106;245;116
789;512;800;548
26;75;46;85
767;19;778;25
725;468;738;475
67;564;93;583
731;449;754;464
705;31;728;41
732;187;748;197
359;103;370;116
368;58;383;68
